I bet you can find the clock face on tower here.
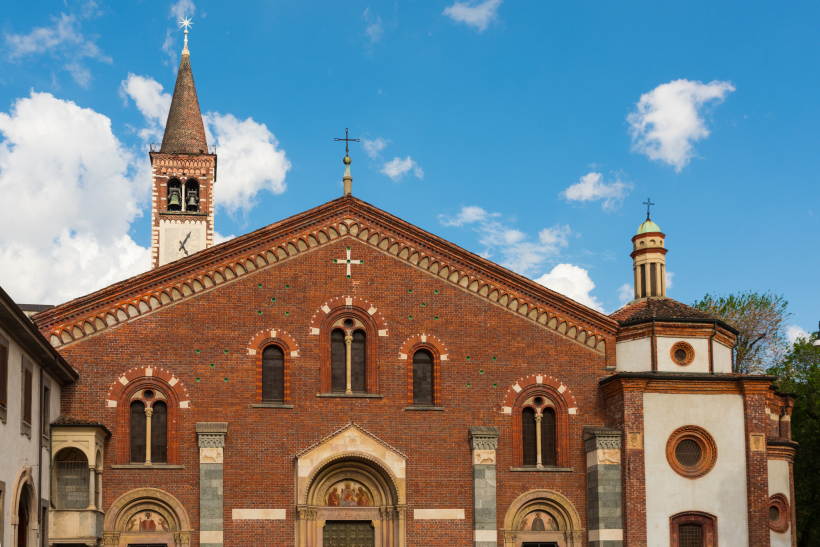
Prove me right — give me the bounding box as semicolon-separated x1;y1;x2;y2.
158;221;207;265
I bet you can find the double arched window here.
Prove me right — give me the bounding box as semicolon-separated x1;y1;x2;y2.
166;177;200;212
328;315;370;394
513;388;569;468
129;388;168;464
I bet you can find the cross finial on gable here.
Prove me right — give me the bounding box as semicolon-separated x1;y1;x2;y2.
334;128;360;196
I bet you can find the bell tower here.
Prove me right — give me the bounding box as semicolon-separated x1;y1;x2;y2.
631;199;667;299
150;24;216;268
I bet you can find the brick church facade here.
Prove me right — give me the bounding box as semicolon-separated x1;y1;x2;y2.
30;39;796;547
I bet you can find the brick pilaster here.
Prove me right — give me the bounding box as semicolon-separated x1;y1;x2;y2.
742;379;771;547
621;381;647;546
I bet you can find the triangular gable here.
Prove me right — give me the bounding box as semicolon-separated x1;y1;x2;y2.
34;196;617;354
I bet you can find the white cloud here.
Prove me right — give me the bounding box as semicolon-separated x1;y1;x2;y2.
363;137;388;159
381;156;424;181
205;112;291;213
443;0;502;32
0;92;150;303
561;171;632;211
535;264;603;311
363;8;384;43
4;11;111;87
665;270;674;290
786;325;810;344
122;74;291;214
439;206;570;275
120;73;172;141
439;205;494;227
617;283;633;305
628;79;735;171
170;0;196;21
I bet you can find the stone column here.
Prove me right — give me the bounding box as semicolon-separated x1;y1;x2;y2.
584;427;623;547
196;422;228;547
469;426;498;547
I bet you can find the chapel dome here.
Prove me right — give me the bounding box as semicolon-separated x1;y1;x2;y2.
636;219;662;235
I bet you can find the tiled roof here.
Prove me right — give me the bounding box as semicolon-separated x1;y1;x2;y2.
610;297;734;331
160;52;208;154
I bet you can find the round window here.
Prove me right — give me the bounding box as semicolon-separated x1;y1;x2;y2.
768;494;790;533
670;342;695;366
666;426;717;478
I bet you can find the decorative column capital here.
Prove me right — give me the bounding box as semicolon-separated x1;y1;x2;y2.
583;427;622;453
196;422;228;448
469;426;499;451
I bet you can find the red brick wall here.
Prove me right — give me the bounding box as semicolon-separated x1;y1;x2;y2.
56;238;615;545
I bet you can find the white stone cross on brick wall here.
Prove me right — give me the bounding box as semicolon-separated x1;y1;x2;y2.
333;247;364;278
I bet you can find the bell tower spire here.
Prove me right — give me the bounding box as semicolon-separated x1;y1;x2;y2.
630;199;667;299
149;18;216;268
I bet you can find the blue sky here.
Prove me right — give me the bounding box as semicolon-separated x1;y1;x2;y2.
0;0;817;340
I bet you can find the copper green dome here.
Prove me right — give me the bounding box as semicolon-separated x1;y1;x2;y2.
636;219;662;234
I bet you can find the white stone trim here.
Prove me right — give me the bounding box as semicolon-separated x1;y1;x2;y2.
200;531;223;543
232;508;286;520
588;529;623;541
474;530;497;542
413;509;464;520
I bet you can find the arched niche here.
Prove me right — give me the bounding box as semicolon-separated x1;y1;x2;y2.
295;424;406;547
11;467;38;547
502;489;585;547
102;488;191;547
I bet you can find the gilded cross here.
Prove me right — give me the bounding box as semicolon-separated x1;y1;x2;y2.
333;247;364;278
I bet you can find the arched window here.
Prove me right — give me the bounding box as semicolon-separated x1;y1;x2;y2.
184;178;199;212
262;345;285;402
513;388;569;469
328;316;369;394
129;388;168;464
167;178;182;211
151;401;168;463
130;401;145;463
412;349;434;406
17;482;32;547
670;512;717;546
55;448;89;509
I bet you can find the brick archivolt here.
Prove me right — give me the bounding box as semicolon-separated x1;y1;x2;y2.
40;214;608;355
501;373;579;415
246;328;301;357
398;333;449;360
308;295;389;336
105;365;191;409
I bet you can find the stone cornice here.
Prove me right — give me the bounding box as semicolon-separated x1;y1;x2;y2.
34;197;616;353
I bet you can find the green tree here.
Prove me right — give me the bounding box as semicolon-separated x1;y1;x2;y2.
767;331;820;547
693;292;789;373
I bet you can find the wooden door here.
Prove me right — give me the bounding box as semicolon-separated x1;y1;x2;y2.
323;520;375;547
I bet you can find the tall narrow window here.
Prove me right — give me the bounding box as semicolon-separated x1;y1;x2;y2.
639;264;647;298
55;448;89;509
522;407;537;466
151;401;167;463
130;401;146;463
41;384;50;438
541;407;556;465
650;263;658;296
331;329;346;393
0;340;7;411
351;330;366;392
412;350;434;406
22;366;33;431
262;345;285;402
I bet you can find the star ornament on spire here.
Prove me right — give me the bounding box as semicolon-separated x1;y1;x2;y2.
178;17;193;53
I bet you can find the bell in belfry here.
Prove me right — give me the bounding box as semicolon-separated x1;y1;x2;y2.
168;188;182;210
186;190;199;211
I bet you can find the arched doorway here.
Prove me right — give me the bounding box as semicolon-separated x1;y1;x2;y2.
11;468;37;547
502;490;585;547
102;488;192;547
299;457;402;547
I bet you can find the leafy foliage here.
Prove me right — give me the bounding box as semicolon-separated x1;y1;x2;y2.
693;292;789;373
768;332;820;547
